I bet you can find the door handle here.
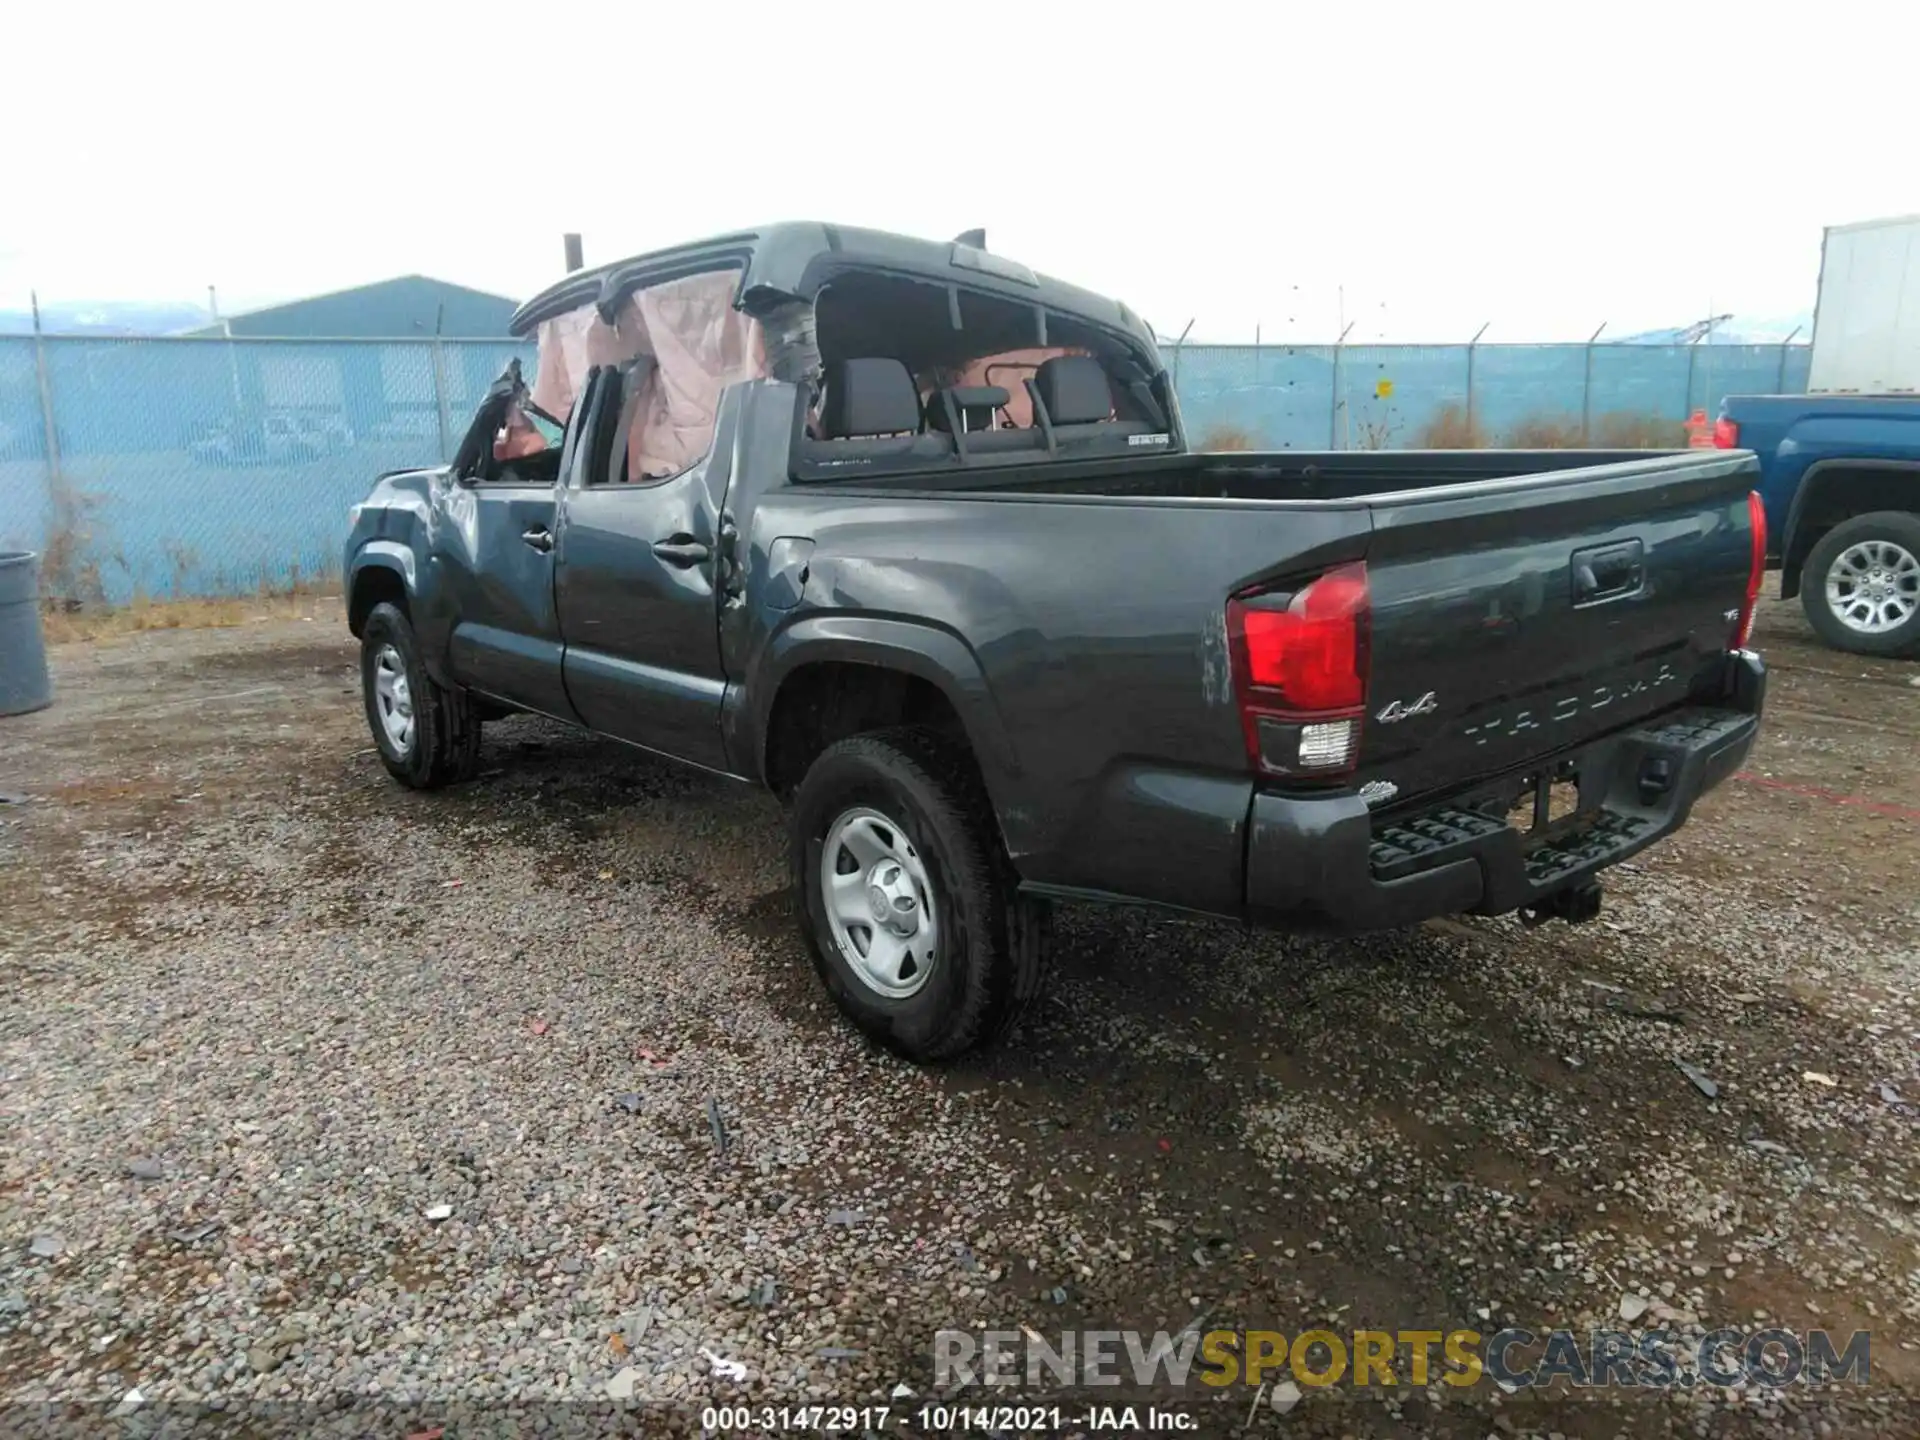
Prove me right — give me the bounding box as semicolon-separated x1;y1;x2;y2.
1570;539;1644;606
652;537;711;566
521;528;555;554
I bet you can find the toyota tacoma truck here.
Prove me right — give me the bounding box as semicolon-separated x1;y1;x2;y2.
345;223;1768;1061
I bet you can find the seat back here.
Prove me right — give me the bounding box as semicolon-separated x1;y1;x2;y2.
1033;355;1113;425
819;358;922;438
1032;352;1160;448
926;385;1012;434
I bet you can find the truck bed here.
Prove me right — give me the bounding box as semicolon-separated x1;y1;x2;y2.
755;441;1764;914
851;445;1753;781
843;446;1704;504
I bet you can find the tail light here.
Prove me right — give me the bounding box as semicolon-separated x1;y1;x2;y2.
1732;490;1766;649
1227;562;1370;778
1712;415;1740;449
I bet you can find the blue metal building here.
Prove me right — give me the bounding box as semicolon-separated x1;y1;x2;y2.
183;275;519;339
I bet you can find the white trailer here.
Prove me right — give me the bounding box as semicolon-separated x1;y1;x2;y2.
1809;214;1920;394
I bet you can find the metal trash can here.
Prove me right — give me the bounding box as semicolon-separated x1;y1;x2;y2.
0;551;52;717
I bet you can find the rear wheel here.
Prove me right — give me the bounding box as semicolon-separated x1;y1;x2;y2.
1801;511;1920;656
790;728;1050;1062
360;602;483;788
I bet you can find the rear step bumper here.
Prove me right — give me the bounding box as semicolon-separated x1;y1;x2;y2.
1244;651;1765;932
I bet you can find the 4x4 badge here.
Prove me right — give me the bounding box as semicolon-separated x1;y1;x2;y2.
1375;692;1438;724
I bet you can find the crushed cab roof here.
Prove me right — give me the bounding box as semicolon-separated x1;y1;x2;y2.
507;222;1156;356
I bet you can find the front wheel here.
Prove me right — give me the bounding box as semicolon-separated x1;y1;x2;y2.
1800;511;1920;657
789;728;1050;1062
359;602;483;788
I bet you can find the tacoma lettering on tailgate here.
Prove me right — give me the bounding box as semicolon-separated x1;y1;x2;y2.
1459;663;1679;747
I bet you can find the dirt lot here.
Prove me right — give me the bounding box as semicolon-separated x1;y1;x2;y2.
1;591;1917;1437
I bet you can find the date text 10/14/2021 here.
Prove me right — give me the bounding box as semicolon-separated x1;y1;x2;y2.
701;1405;1197;1432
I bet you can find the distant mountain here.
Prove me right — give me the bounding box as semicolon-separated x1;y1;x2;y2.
1616;312;1814;345
0;301;216;336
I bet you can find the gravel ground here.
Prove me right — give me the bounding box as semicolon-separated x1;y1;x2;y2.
1;591;1917;1437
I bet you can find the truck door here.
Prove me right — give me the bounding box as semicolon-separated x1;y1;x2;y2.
554;363;737;771
433;364;578;722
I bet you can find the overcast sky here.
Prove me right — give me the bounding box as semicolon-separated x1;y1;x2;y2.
3;1;1910;341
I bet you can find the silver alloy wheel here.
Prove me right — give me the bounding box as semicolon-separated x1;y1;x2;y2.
1825;538;1920;635
372;644;415;753
820;806;938;999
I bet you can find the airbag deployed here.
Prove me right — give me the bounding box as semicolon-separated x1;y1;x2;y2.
528;270;767;481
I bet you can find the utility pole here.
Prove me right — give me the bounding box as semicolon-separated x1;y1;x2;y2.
564;234;585;273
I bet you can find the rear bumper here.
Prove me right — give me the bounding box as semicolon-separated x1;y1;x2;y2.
1243;650;1766;932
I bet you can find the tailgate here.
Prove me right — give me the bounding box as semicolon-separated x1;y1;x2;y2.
1354;453;1759;804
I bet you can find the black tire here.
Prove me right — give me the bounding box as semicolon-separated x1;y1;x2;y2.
1800;511;1920;657
789;727;1051;1062
359;602;483;789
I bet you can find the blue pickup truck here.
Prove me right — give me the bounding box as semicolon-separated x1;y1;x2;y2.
1714;394;1920;655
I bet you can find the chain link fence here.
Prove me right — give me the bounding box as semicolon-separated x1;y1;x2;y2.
0;333;1809;604
1167;340;1812;450
0;335;533;604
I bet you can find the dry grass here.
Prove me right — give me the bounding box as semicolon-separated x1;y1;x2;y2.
1348;409;1401;451
1412;404;1490;449
1503;415;1587;449
1196;424;1258;451
42;588;342;646
39;478;106;609
1591;412;1688;449
1410;408;1689;451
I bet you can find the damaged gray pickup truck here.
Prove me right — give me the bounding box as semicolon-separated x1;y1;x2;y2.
345;223;1768;1060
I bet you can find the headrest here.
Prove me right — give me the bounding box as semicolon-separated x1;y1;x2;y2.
1034;355;1112;425
926;385;1011;433
820;358;921;438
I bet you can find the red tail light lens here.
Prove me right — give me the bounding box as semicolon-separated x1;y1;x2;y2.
1732;490;1766;649
1236;565;1369;708
1227;562;1371;777
1712;416;1740;449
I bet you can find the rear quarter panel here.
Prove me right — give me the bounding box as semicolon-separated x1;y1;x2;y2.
734;483;1372;915
1720;396;1805;550
1724;395;1920;561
